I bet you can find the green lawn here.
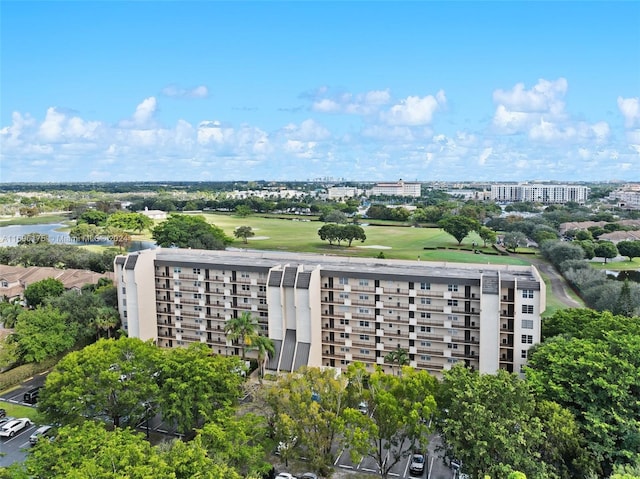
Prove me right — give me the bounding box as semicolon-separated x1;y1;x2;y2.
0;400;44;424
589;257;640;271
0;214;70;226
201;213;531;266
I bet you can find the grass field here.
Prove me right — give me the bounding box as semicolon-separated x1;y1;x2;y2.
589;257;640;271
200;213;532;266
0;401;44;424
0;214;70;226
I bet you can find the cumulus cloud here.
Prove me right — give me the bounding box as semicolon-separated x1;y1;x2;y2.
282;119;331;141
311;88;391;116
119;97;158;128
381;91;446;126
618;96;640;128
161;84;209;99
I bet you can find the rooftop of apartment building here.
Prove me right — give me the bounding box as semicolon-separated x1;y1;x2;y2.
133;248;539;284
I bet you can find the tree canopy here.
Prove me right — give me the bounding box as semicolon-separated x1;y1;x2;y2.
438;215;480;245
152;214;232;249
24;277;65;307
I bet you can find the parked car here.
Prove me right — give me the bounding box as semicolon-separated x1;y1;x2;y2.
29;425;54;445
409;453;426;475
276;473;296;479
23;386;42;404
0;416;16;427
0;418;32;438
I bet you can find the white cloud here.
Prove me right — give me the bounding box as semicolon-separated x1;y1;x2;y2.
478;147;492;166
119;97;157;128
617;97;640;128
493;78;567;113
282;119;331;141
311;88;391;116
382;91;446;126
161;84;209;99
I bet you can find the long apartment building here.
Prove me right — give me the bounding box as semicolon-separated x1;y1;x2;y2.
368;180;421;198
115;249;545;377
491;184;589;204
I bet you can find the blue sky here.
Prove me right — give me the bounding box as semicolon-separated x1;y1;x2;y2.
1;1;639;183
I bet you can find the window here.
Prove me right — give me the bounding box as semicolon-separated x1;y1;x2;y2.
259;298;267;304
194;293;202;299
420;341;431;347
241;271;250;278
241;284;251;291
359;320;370;327
447;299;458;307
340;332;350;338
339;292;350;299
173;267;181;273
194;306;202;311
194;281;202;287
420;312;431;319
175;292;182;298
359;294;369;300
420;355;431;361
447;284;459;292
521;335;533;344
259;285;266;292
522;289;534;298
420;326;431;333
447;358;458;364
522;319;534;329
521;350;528;359
420;282;431;290
420;298;431;305
359;349;370;355
359;279;369;286
358;308;370;314
340;318;350;325
339;277;349;285
448;315;459;321
359;334;370;341
243;297;249;304
447;343;458;349
521;305;534;314
193;268;201;274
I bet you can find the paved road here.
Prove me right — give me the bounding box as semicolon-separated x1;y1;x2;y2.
518;256;583;309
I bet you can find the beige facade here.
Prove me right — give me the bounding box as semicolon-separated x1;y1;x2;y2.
369;180;421;198
115;249;545;377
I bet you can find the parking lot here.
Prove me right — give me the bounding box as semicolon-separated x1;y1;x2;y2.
0;419;37;468
0;373;47;406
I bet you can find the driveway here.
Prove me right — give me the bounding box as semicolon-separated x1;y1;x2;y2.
519;256;583;309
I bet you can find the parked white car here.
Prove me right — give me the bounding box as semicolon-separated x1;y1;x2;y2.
0;418;32;438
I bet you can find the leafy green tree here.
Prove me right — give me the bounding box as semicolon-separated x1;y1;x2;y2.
262;366;350;475
318;223;341;245
198;407;272;477
24;277;64;307
341;224;367;246
234;225;255;244
617;240;640;260
0;335;19;368
14;305;75;362
104;226;132;251
68;222;101;243
13;421;173;479
106;211;153;233
224;312;260;360
540;240;585;267
152;214;232;249
322;209;348;224
17;232;49;245
594;241;618;263
437;367;548;479
478;225;498;247
438;215;481;245
0;299;24;328
342;366;437;479
158;343;244;435
160;435;242;479
526;323;640;475
234;205;253;217
503;231;527;252
78;209;109;226
38;337;161;428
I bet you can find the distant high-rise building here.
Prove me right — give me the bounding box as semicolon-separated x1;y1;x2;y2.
490;183;589;204
116;249;545;377
369;180;421;198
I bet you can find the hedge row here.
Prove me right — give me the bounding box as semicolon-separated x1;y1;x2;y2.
0;356;59;392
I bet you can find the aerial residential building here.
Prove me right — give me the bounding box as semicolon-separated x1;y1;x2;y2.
605;185;640;210
327;186;362;200
115;249;545;377
491;184;589;204
369;180;421;198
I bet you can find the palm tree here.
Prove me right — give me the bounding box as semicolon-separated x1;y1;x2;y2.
92;307;120;339
250;334;275;382
384;345;409;376
0;300;23;329
224;312;260;360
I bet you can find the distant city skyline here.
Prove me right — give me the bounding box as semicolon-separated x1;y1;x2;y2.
1;1;639;183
